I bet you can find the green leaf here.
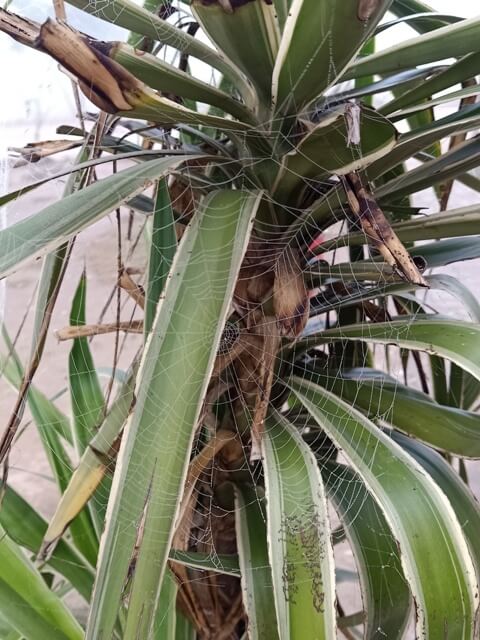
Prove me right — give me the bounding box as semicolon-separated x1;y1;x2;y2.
272;0;289;31
0;149;194;210
393;432;480;578
69;273;104;455
112;42;254;123
0;484;94;602
68;273;106;542
175;610;196;640
413;236;480;268
85;190;260;640
367;114;480;180
302;366;480;458
326;206;480;251
235;484;279;640
323;463;411;639
144;179;176;335
309;274;480;322
377;136;480;199
390;0;447;28
376;11;462;34
390;84;480;121
302;317;480;382
169;550;240;577
0;155;195;280
192;0;279;105
380;52;480;115
345;15;480;79
0;525;84;640
273;104;397;202
262;411;336;640
272;0;390;114
306;238;480;285
40;364;137;563
65;0;253;103
120;88;253;132
290;378;478;639
331;66;440;103
1;331;98;566
152;570;177;640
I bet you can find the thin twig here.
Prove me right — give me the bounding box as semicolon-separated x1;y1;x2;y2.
119;270;145;310
56;321;144;341
0;242;74;465
104;202;123;413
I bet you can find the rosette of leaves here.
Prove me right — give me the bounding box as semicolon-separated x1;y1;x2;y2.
1;0;480;638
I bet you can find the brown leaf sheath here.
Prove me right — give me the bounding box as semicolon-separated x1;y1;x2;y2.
342;173;428;287
273;245;310;337
250;320;281;460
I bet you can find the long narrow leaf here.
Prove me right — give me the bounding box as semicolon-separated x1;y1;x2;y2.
69;273;104;456
112;43;254;123
0;156;195;280
64;0;253;101
0;525;84;640
145;179;176;335
300;317;480;382
301;366;480;458
152;570;177;640
192;0;279;104
393;432;480;578
345;16;480;79
272;0;390;114
86;190;260;640
323;463;411;639
40;363;137;561
377;136;480;199
262;411;336;640
0;484;94;602
235;484;279;640
290;378;478;638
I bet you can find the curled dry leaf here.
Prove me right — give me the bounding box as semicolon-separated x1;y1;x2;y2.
11;139;82;162
0;9;156;115
38;20;144;113
342;172;428;287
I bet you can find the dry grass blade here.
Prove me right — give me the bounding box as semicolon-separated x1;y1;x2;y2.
11;139;83;163
250;319;281;461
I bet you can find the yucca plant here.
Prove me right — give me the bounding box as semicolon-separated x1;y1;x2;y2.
1;0;480;638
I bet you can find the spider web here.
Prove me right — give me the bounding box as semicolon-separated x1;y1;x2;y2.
0;2;478;639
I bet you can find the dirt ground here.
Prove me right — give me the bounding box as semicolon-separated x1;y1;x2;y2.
0;148;479;633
